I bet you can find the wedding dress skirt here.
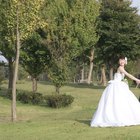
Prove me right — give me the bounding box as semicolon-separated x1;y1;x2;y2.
90;73;140;127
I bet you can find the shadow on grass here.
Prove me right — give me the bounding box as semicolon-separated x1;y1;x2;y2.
76;119;91;126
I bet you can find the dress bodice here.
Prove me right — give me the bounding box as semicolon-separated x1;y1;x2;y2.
114;73;125;81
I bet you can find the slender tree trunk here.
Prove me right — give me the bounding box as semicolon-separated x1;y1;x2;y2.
99;73;103;84
87;48;94;84
109;67;114;80
77;64;80;83
56;86;60;94
81;64;85;83
73;77;76;83
8;58;14;90
101;64;107;86
11;7;20;122
32;77;37;93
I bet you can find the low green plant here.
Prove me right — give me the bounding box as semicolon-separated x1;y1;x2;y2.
4;90;43;105
17;91;43;104
44;94;74;108
2;89;74;108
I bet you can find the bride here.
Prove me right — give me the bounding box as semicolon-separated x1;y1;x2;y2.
90;56;140;127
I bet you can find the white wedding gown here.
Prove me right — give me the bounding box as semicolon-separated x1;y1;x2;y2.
90;73;140;127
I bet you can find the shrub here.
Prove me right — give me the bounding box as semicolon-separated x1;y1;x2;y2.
17;91;33;104
1;80;8;84
5;89;12;99
17;91;44;104
31;92;44;104
2;89;74;108
44;94;74;108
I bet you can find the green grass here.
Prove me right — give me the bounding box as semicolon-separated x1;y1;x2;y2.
0;82;140;140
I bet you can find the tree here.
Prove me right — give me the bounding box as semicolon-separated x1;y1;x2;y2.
21;33;51;93
96;0;140;80
0;1;15;90
99;64;107;86
40;0;100;92
0;0;46;121
18;65;28;80
69;0;100;84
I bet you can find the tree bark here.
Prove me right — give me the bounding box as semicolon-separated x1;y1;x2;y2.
109;67;114;80
56;86;60;94
87;48;94;84
81;63;85;83
8;58;14;90
11;7;20;122
101;64;107;86
32;77;37;93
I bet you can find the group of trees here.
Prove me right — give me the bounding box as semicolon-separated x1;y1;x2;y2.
97;0;140;84
0;0;140;121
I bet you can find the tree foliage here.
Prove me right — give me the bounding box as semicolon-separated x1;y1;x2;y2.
20;33;51;92
96;0;140;67
40;0;99;92
0;0;46;121
21;33;51;79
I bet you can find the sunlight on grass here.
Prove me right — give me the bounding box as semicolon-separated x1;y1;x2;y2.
0;82;140;140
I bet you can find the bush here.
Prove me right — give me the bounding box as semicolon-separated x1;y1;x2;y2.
44;94;74;108
2;89;74;108
5;89;12;99
31;92;44;104
17;91;33;104
17;91;44;104
1;80;8;84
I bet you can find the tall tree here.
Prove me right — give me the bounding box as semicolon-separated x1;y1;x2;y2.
0;1;15;90
0;0;46;121
96;0;140;80
69;0;100;84
40;0;99;91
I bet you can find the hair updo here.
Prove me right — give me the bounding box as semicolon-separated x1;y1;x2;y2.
118;55;125;60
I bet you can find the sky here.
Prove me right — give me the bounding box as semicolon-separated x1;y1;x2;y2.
131;0;140;14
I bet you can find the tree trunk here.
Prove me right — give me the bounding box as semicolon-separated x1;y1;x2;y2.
8;58;14;90
32;77;37;93
109;67;114;80
101;64;107;86
87;48;94;84
11;7;20;122
81;64;85;82
73;77;76;83
56;86;60;94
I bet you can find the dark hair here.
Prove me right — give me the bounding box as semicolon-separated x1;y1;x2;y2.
118;55;125;60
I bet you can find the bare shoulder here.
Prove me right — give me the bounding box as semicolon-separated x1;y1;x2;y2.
117;66;125;73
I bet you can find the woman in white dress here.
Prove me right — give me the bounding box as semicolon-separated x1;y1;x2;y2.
90;56;140;127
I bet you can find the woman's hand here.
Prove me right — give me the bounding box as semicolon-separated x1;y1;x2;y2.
136;79;140;84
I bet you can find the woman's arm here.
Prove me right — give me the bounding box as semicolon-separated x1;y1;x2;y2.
119;66;140;83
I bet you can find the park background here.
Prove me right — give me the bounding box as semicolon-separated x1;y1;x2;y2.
0;0;140;140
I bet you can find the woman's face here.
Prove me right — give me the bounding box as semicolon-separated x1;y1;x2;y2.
119;59;126;66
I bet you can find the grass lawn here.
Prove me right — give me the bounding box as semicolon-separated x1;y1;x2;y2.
0;81;140;140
